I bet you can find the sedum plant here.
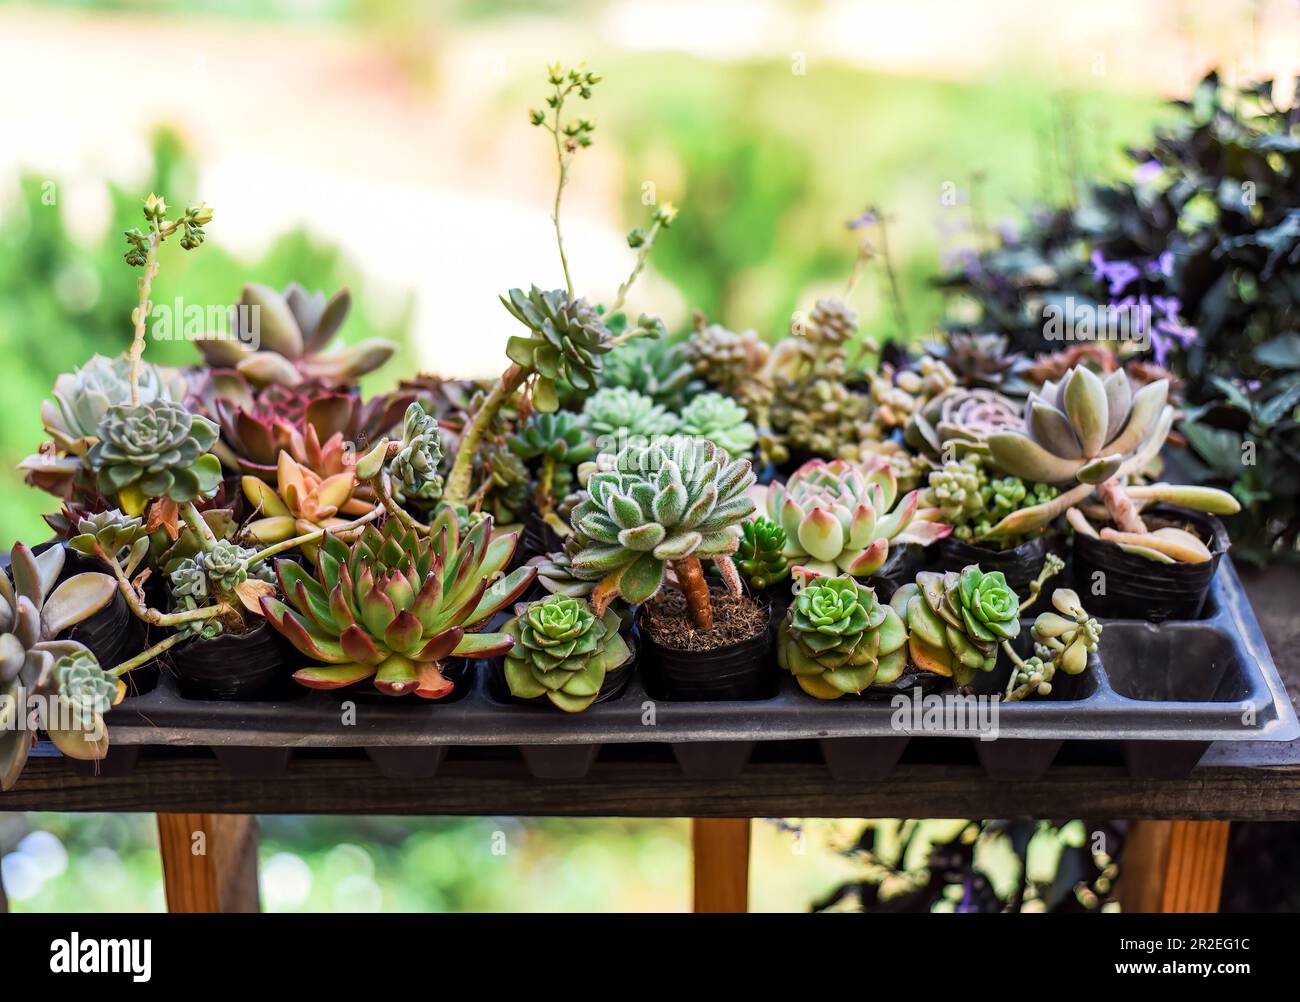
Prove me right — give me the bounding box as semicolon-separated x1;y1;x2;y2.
195;282;397;387
763;457;950;579
777;575;908;699
597;336;702;410
923;457;1059;549
501;594;631;711
1004;588;1102;701
261;514;535;698
508;410;595;534
733;517;790;590
985;368;1240;560
386;402;445;506
677;391;757;456
569;436;756;628
1;543;120;788
891;565;1020;686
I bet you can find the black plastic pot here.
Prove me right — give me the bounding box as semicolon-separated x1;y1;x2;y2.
1072;504;1229;621
866;542;930;601
490;635;637;709
166;621;293;701
521;508;564;560
29;543;147;671
638;597;776;701
936;532;1063;610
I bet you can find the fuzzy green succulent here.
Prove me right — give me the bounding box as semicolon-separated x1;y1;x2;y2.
261;513;536;698
580;386;680;445
734;517;790;589
501;595;631;712
1;543;119;789
195;283;397;387
596;336;702;410
778;575;908;699
678;392;757;456
86;400;221;514
502;286;614;412
568;436;756;603
764;458;950;579
388;402;445;504
891;565;1020;686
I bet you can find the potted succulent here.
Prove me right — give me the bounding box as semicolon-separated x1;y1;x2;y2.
260;514;535;698
566;436;772;700
507;410;596;557
983;367;1240;619
496;594;634;711
758;456;950;600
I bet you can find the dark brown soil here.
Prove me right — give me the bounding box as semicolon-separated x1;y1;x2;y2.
642;588;768;652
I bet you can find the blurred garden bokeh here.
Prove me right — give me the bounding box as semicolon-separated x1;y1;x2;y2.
2;0;1296;910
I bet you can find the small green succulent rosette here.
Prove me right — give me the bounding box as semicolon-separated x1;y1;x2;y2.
87;399;221;514
501;595;631;712
777;575;907;699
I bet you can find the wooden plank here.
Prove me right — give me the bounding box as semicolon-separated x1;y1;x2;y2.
692;819;750;913
5;755;1300;819
157;813;261;913
1119;820;1230;913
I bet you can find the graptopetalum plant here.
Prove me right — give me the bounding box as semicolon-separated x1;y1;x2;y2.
500;594;631;711
568;436;757;629
985;368;1240;561
261;514;535;697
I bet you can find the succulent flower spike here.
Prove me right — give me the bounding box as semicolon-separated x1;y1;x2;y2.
568;436;756;609
1;543;119;789
502;286;614;412
195;283;398;387
733;517;790;589
580;386;680;443
677;392;758;456
85;400;222;515
777;575;908;699
242;451;374;549
261;513;536;698
989;367;1170;487
762;457;950;581
501;595;631;712
891;565;1020;686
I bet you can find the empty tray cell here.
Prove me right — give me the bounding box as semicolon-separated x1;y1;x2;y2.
819;736;909;780
1123;740;1210;779
671;740;754;778
520;743;600;779
70;743;141;778
975;738;1062;780
1101;622;1251;702
212;745;293;778
366;745;448;780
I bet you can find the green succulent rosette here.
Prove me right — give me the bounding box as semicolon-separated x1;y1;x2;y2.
86;399;221;514
389;401;445;504
502;285;614;412
501;595;631;712
891;565;1020;686
778;575;908;699
580;386;680;444
734;517;789;589
677;391;757;456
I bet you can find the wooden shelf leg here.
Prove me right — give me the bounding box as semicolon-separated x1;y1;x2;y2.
692;818;750;913
1119;820;1230;913
157;813;261;913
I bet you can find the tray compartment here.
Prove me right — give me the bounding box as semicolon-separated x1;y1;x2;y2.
671;740;754;778
1100;621;1251;703
365;746;448;780
1123;740;1211;779
212;745;294;777
819;736;910;780
520;744;601;779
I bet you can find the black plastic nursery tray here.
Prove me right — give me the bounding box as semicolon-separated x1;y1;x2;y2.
82;557;1298;784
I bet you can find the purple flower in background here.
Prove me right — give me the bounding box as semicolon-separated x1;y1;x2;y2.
1133;160;1163;185
847;209;878;230
1148;251;1174;278
1152;316;1198;365
1091;250;1141;296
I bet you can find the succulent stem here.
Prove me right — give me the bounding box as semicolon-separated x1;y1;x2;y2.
444;363;526;506
608;217;664;320
127;230;161;406
1096;478;1147;533
875;211;910;345
670;555;714;631
180;501;218;552
108;631;187;677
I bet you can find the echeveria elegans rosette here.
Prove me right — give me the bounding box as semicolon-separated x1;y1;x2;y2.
501;595;631;712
